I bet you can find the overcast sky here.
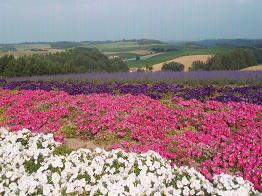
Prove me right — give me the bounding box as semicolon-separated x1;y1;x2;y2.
0;0;262;43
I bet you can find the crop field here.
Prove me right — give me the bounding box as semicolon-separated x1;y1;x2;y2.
0;73;261;194
0;49;64;57
0;43;64;57
126;47;232;68
242;65;262;71
152;55;213;71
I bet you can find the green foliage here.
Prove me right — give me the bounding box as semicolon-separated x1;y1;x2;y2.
161;61;184;72
0;55;15;73
0;108;5;123
61;124;77;138
251;48;262;64
0;47;129;77
191;48;257;71
24;155;44;174
53;145;73;156
145;65;153;71
133;160;141;176
17;136;30;146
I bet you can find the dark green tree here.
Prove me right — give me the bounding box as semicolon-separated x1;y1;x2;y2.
161;62;184;72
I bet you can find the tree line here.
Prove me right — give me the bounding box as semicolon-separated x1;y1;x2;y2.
191;48;257;71
161;62;184;72
0;47;129;77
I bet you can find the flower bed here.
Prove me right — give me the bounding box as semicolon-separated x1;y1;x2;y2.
0;89;261;191
0;128;258;195
1;81;261;105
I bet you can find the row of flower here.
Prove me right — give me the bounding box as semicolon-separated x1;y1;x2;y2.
0;89;261;191
1;80;261;104
0;128;259;195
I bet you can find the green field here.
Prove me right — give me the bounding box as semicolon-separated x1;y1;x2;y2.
126;47;233;68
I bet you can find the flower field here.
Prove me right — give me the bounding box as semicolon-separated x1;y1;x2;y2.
0;82;261;195
1;80;261;104
0;128;258;195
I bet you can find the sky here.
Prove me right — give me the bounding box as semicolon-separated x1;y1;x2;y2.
0;0;262;43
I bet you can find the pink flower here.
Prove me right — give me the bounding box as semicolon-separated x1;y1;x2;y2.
53;134;64;143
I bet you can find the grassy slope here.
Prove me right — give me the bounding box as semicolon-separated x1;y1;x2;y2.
127;47;233;68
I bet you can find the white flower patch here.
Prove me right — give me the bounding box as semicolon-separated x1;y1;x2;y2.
0;128;259;196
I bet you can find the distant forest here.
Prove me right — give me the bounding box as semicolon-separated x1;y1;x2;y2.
0;48;129;77
193;39;262;48
191;48;258;71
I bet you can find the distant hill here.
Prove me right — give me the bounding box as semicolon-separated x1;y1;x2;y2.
121;39;163;45
193;39;262;48
49;41;82;49
0;39;164;50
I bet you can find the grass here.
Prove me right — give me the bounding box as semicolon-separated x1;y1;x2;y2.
53;145;73;156
117;53;140;59
127;47;233;68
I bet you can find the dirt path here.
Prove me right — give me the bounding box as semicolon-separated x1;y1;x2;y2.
64;138;111;151
152;55;213;71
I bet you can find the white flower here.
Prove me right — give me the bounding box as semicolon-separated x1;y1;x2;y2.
95;148;102;154
43;185;50;195
51;157;63;168
153;162;160;169
5;171;12;178
0;128;259;196
177;181;183;189
173;189;181;196
66;183;75;194
236;177;245;185
183;186;190;196
182;176;189;185
52;172;61;184
9;182;17;191
190;189;195;195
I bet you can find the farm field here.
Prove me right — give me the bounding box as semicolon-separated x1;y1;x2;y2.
152;55;213;71
0;43;64;57
126;47;232;68
0;76;262;194
242;65;262;71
